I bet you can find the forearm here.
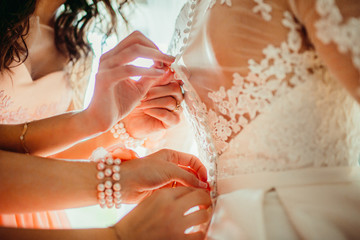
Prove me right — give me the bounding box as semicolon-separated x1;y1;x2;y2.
51;130;116;159
0;110;102;156
0;150;98;213
0;227;117;240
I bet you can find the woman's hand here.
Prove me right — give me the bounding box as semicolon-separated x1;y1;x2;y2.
121;77;184;139
114;187;212;240
119;149;209;204
85;31;175;133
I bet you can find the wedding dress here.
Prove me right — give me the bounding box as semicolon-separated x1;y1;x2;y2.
168;0;360;239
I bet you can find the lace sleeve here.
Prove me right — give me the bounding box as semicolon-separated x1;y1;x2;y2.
291;0;360;102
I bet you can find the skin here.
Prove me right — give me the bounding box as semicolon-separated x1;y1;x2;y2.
0;149;208;213
0;149;211;240
0;188;211;240
0;31;176;156
4;0;185;159
0;1;212;239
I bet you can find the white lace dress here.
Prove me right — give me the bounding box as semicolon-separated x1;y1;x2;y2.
169;0;360;239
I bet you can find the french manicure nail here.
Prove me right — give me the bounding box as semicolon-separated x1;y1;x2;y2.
199;181;208;188
155;69;166;74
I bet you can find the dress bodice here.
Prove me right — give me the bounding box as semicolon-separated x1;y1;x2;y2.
0;17;91;124
169;0;360;193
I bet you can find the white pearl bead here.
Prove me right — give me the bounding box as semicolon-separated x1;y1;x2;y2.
114;158;121;165
97;183;105;191
105;189;113;196
106;157;113;165
113;191;122;198
98;192;105;199
97;171;105;180
105;180;112;189
105;168;112;177
113;183;121;191
99;198;106;205
112;165;120;172
97;162;105;170
112;173;120;181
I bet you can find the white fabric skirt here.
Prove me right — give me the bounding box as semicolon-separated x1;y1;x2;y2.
207;167;360;240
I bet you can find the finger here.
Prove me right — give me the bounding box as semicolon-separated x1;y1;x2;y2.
153;60;172;69
185;232;206;240
136;69;174;92
161;150;208;182
98;65;166;84
143;81;183;103
138;97;177;111
101;31;160;61
112;31;160;54
102;45;174;70
154;186;194;200
183;209;211;229
143;108;181;128
154;68;175;86
177;189;212;213
167;164;208;189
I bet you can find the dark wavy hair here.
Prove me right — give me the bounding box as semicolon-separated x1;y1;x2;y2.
0;0;36;72
0;0;129;72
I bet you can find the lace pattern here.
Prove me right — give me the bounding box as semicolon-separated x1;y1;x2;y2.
168;0;199;58
170;0;360;179
172;65;218;197
252;0;272;21
207;11;322;154
0;90;64;124
315;0;360;71
209;0;232;9
217;72;360;177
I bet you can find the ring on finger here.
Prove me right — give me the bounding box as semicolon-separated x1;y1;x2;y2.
173;102;181;112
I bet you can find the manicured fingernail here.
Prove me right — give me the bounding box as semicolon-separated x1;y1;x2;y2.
199;181;208;188
155;69;166;74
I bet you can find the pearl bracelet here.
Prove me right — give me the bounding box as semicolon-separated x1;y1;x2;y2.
110;122;145;149
91;147;122;209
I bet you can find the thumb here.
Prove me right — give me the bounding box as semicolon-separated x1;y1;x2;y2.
136;68;173;95
135;77;159;97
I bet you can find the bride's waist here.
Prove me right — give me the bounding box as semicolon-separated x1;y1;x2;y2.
217;166;360;195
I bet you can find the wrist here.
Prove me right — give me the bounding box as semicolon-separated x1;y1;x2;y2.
77;109;110;134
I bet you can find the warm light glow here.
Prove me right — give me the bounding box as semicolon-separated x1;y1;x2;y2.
70;0;188;229
129;57;155;81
